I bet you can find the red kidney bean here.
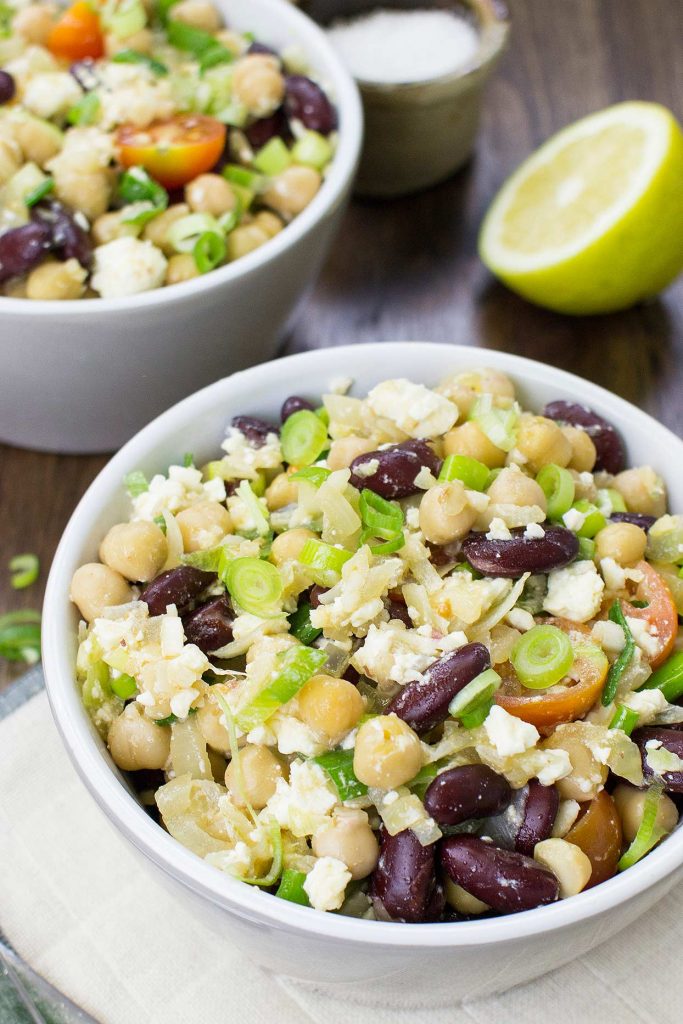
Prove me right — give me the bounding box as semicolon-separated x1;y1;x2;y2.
245;109;290;150
70;58;99;91
308;585;328;608
462;525;579;579
0;222;52;282
370;828;442;923
514;780;560;855
247;41;280;58
343;664;360;686
284;75;337;135
32;200;92;269
633;727;683;792
182;595;233;653
230;415;277;446
0;70;15;104
610;512;657;531
281;395;315;422
428;540;463;567
349;440;442;499
141;566;217;616
385;598;412;628
387;642;490;734
441;836;559;913
424;766;512;827
543;400;625;474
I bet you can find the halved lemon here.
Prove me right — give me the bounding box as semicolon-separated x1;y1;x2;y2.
479;102;683;314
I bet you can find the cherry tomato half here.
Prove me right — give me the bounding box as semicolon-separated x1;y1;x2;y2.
116;115;227;190
496;618;609;731
47;1;104;61
621;561;677;669
565;790;623;887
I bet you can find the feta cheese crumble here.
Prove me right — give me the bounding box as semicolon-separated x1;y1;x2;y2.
303;856;351;911
91;238;168;299
366;379;458;438
543;561;605;623
484;705;540;757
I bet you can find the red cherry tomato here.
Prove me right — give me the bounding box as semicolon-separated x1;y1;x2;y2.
47;1;104;61
116;115;227;190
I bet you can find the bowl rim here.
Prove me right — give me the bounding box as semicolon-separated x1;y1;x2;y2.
0;0;363;318
43;342;683;948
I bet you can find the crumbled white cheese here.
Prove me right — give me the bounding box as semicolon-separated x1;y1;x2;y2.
353;458;379;479
562;508;586;532
266;761;338;837
328;376;353;395
591;618;627;654
352;621;466;687
405;506;420;530
309;547;403;638
366;379;457;438
413;466;437;489
91;238;167;299
303;856;351;912
543;560;605;623
645;742;683;776
486;517;512;541
621;689;667;726
220;427;282;480
505;607;535;632
98;62;175;129
476;503;545;530
484;705;540;757
22;71;81;119
551;799;581;838
625;616;661;660
599;557;644;592
132;464;226;521
271;714;326;757
524;522;546;540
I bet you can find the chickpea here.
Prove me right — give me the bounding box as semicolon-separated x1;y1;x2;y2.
270;527;317;566
594;522;647;566
265;471;297;511
171;0;221;32
418;480;477;545
225;744;284;810
231;54;285;118
143;203;191;255
312;808;379;880
0;138;22;186
14;117;62;166
437;368;515;416
196;691;231;752
444;878;489;915
533;838;592;898
99;521;168;583
108;703;171;771
515;415;573;473
561;426;597;473
262;166;321;218
487;465;547;512
542;723;608;801
327;436;374;471
104;27;153;55
53;168;112;221
185;173;236;216
92;210;139;246
13;3;57;44
254;210;283;239
165;252;200;285
353;713;423;789
612;782;679;844
226;221;270;261
176;501;232;552
613;466;667;517
297;674;364;743
443;421;506;468
69;562;133;621
25;258;86;300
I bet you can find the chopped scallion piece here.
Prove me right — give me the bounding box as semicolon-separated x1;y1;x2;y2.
242;819;283;887
511;625;574;690
359;488;404;554
601;600;635;706
290;466;331;488
313;748;367;800
469;395;519;452
222;164;265;191
287;601;322;645
118;166;168;223
640;650;683;703
24;177;54;208
275;868;310;905
618;782;667;870
124;469;149;497
104;0;146;39
182;451;194;467
9;553;39;590
408;762;440;800
315;405;330;427
290;130;332;171
0;610;41;664
609;704;639;735
572;499;607;538
234;479;271;538
67;92;100;126
597;487;627;514
448;668;501;719
167;212;221;253
299;538;352;587
439;454;489;491
110;673;137;700
359;529;405;556
167;19;231;63
223;556;282;615
193;229;226;273
536;463;575;520
460;699;494;729
577;536;596;560
235;645;328;731
253;137;292;176
153;514;167;534
281;409;328;467
111;49;168;74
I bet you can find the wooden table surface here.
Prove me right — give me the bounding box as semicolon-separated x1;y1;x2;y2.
1;0;681;690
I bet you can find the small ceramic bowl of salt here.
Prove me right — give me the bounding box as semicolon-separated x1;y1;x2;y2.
302;0;510;197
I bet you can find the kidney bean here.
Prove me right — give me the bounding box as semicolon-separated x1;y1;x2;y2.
387;642;490;734
514;780;560;855
633;727;683;793
284;74;337;135
245;109;290;150
281;395;315;422
230;415;277;446
350;440;442;499
141;566;217;616
462;525;579;579
428;540;463;567
32;200;92;269
247;40;280;58
308;584;328;609
343;664;360;686
385;598;412;628
0;70;15;104
424;766;512;827
610;512;657;532
182;595;233;653
0;222;52;282
70;59;99;91
370;828;441;923
441;836;559;914
544;400;625;474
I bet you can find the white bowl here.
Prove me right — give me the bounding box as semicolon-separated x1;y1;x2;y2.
0;0;362;455
43;343;683;1007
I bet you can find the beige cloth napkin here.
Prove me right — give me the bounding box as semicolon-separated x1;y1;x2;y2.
1;689;682;1024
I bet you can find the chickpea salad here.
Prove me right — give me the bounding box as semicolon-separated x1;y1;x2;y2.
0;0;337;299
70;370;683;921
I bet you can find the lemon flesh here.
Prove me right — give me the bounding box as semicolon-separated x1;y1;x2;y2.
479;102;683;314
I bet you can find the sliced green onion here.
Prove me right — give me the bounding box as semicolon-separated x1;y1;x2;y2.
618;782;666;870
453;561;482;579
124;469;149;497
223;557;282;615
215;692;256;820
118;166;168;223
275;868;310;905
182;451;194;467
536;463;575;520
281;410;328;468
167;19;231;63
156;0;180;24
313;748;368;800
597;487;627;515
24;177;54;208
153;514;167;534
449;668;501;718
469;395;519;452
461;699;494;729
438;454;489;491
167;212;222;253
640;650;683;703
290;466;331;488
609;704;640;735
104;0;146;39
0;610;41;664
287;601;322;645
646;515;683;566
359;528;406;556
193;230;226;273
408;762;440;800
253;137;292;176
291;130;333;171
601;600;635;706
235;645;328;732
222;164;265;191
315;405;330;427
234;479;270;538
110;672;137;700
572;499;607;539
67;92;100;126
0;2;13;35
511;625;574;690
577;537;596;560
111;49;168;74
299;538;352;587
359;489;403;536
241;819;283;887
9;553;39;590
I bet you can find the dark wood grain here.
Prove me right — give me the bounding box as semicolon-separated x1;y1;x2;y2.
1;0;681;689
